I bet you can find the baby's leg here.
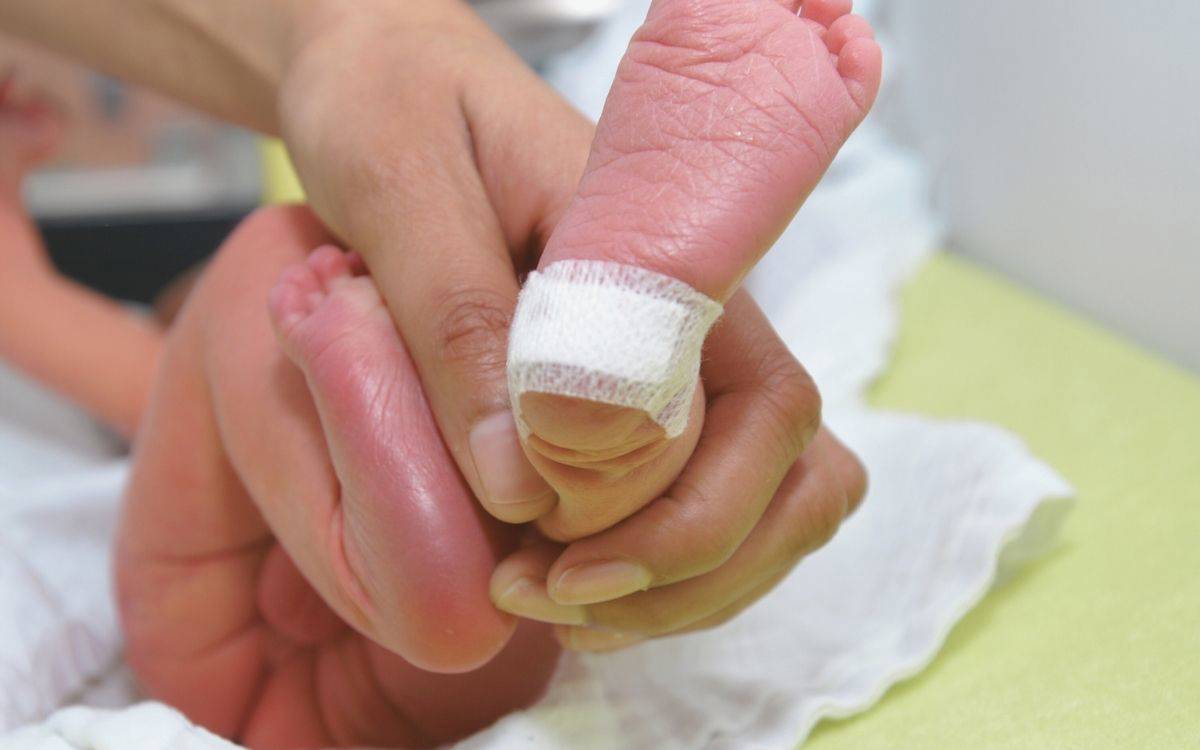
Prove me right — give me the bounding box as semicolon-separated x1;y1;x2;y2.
0;81;161;437
119;206;557;747
266;244;520;670
510;0;881;535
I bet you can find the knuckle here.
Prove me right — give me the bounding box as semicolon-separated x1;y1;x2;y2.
431;284;514;377
793;486;846;560
691;525;742;575
661;486;742;575
808;497;846;551
835;443;870;515
755;352;822;458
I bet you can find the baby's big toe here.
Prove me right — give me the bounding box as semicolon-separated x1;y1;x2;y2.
834;27;882;111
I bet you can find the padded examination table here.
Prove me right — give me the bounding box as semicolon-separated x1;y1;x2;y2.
808;254;1200;749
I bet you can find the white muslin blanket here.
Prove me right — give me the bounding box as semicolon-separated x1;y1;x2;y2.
0;1;1072;747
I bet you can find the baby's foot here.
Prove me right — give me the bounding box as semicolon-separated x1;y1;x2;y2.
0;77;65;297
0;74;63;194
268;246;520;672
516;0;881;532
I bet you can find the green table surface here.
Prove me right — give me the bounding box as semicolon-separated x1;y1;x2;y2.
806;254;1200;749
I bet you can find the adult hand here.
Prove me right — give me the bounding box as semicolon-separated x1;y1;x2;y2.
277;0;594;519
5;0;870;672
491;292;868;649
274;2;869;645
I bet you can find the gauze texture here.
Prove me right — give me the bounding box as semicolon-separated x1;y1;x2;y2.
507;260;723;438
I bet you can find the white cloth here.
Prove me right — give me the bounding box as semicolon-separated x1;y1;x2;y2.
0;363;127;730
0;704;238;750
0;1;1072;747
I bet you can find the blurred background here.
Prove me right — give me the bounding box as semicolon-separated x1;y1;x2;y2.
882;0;1200;371
0;34;261;304
4;0;1198;369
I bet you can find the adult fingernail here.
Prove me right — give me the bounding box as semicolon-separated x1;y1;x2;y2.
470;411;554;505
494;578;588;626
551;560;652;605
558;625;646;652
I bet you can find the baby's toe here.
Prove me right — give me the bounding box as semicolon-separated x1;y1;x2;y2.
305;244;356;291
268;263;324;338
837;36;883;111
826;13;875;55
801;0;853;29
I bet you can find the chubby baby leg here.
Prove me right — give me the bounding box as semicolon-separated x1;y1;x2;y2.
118;206;557;748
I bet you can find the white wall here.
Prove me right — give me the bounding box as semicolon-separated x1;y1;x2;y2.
884;0;1200;371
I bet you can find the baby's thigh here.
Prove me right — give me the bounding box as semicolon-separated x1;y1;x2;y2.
121;206;331;569
117;206;339;730
186;205;351;566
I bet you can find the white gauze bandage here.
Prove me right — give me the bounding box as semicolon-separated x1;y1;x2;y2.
507;260;724;438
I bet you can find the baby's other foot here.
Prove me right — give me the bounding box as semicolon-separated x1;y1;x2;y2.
269;246;521;673
0;75;65;287
0;73;64;193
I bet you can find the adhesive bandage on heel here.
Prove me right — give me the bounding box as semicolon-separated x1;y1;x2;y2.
507;260;724;439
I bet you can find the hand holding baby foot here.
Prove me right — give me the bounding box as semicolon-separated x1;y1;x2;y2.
112;1;876;742
491;0;878;640
274;0;876;651
510;0;880;536
494;294;867;649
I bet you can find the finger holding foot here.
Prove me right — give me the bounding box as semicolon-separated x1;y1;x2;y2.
497;295;832;623
492;427;865;648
